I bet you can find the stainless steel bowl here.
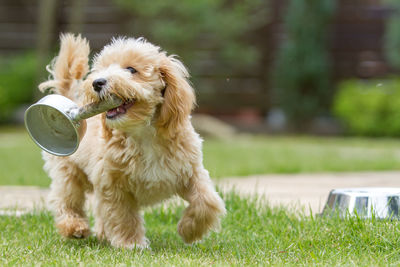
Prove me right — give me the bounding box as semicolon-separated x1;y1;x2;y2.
24;94;122;157
322;187;400;219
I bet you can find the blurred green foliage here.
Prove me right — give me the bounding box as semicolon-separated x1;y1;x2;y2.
384;2;400;69
113;0;269;73
333;79;400;136
0;53;37;123
273;0;336;126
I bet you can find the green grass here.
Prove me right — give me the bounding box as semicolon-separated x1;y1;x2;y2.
3;127;400;186
204;135;400;178
1;193;400;266
0;127;47;186
3;128;400;265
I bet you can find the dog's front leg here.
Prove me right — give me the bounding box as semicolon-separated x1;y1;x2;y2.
177;168;226;243
46;159;91;239
93;184;148;249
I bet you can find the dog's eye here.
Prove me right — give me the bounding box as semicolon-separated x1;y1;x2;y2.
126;66;137;74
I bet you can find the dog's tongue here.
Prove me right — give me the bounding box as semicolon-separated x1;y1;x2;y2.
106;108;120;118
106;106;126;118
106;101;134;119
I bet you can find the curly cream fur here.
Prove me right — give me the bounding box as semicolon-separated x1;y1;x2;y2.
39;33;89;100
39;33;225;248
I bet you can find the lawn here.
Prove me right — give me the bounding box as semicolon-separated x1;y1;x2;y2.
204;135;400;178
0;127;47;186
1;193;400;266
2;128;400;265
2;127;400;186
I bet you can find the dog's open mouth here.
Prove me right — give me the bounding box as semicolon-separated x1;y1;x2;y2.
106;99;135;119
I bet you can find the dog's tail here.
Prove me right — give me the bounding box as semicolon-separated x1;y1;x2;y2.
39;33;90;100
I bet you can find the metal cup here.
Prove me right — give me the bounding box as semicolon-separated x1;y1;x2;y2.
24;94;122;156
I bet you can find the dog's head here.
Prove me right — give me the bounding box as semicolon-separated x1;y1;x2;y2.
83;37;195;136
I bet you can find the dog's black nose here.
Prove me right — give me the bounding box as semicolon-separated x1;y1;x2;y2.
92;78;107;92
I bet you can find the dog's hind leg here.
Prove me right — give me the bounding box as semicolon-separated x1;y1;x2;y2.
93;186;148;249
177;168;226;243
46;157;92;238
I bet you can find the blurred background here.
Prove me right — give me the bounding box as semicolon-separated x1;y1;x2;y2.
2;0;400;187
1;0;400;135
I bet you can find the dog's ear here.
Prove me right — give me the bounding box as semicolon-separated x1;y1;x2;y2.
158;56;196;135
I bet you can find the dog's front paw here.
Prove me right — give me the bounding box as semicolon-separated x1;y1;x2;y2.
56;216;91;239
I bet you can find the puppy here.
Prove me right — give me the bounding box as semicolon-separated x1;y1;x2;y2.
39;33;226;249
